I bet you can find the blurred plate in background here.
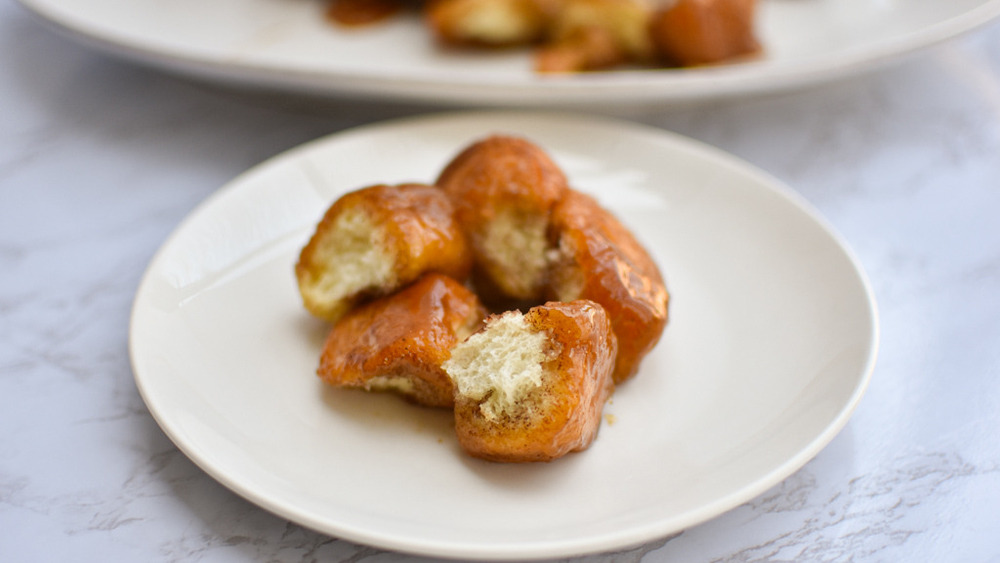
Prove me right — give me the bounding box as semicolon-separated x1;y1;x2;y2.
17;0;1000;106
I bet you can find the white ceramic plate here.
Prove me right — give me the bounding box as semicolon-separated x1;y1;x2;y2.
129;111;878;559
18;0;1000;106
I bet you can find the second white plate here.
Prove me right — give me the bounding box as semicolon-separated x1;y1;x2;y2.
129;111;878;559
18;0;1000;106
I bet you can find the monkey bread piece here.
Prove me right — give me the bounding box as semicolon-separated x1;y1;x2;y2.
317;273;488;407
444;300;617;462
547;189;668;384
536;0;654;73
436;135;569;303
425;0;553;47
295;183;472;323
535;24;626;74
649;0;760;67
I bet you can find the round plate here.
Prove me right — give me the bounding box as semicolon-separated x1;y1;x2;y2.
129;111;878;559
18;0;1000;106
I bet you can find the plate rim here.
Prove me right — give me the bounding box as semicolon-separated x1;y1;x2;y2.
128;110;880;559
15;0;1000;105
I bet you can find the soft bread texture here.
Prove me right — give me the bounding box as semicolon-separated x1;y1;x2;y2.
436;135;568;304
296;183;472;323
536;0;654;72
446;311;554;421
552;0;654;61
444;300;617;462
548;189;669;383
435;136;668;384
318;273;487;407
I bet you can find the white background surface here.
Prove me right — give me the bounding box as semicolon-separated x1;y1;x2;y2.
1;0;999;560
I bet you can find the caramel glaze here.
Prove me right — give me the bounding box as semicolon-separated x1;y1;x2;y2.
326;0;405;27
372;183;473;284
548;189;669;384
649;0;760;67
323;0;760;70
318;273;487;407
436;135;569;303
295;183;473;322
454;300;617;462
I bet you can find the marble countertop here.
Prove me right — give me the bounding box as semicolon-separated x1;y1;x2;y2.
2;0;1000;560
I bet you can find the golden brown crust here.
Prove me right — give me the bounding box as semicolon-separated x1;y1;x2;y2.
295;183;472;323
649;0;760;67
453;300;617;462
436;135;568;303
548;189;668;383
436;135;568;207
318;273;487;407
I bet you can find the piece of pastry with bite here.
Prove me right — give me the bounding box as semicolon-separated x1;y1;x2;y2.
436;135;568;305
318;273;488;407
443;299;617;462
547;188;669;383
296;183;473;323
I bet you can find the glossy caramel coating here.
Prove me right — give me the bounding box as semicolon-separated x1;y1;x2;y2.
548;189;668;383
296;183;472;323
317;273;487;407
326;0;404;27
649;0;760;67
436;135;568;303
452;300;617;462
